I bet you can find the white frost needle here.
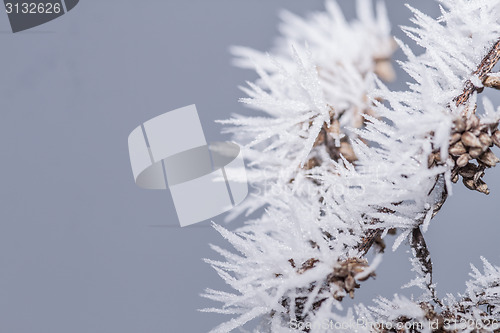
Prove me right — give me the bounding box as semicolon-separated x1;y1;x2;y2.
203;0;500;332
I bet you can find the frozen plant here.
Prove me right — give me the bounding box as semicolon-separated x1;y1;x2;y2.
203;0;500;332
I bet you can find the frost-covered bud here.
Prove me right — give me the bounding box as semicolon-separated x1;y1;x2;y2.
328;258;374;301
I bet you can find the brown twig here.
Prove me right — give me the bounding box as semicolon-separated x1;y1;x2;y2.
411;227;442;306
281;38;500;331
358;38;500;256
454;39;500;107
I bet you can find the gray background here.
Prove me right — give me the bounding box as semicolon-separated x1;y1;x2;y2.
0;1;498;332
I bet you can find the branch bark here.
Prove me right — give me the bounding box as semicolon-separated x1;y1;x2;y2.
455;39;500;107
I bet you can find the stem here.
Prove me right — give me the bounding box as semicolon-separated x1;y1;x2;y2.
411;227;442;307
454;39;500;107
359;38;500;256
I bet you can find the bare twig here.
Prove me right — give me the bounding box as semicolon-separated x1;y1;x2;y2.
358;38;500;256
454;39;500;107
411;227;442;306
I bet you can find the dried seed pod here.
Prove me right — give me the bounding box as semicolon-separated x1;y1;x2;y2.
463;178;476;191
334;266;348;278
345;275;355;291
473;170;485;184
313;130;326;146
451;173;459;183
458;164;477;178
472;128;482;137
461;131;482;148
469;147;483;159
339;142;357;162
484;75;500;89
456;154;470;168
479;149;500;167
486;124;496;132
350;265;367;277
297;258;320;274
374;60;396;82
493;131;500;147
450;141;467;156
454;118;466;133
336;279;346;288
476;181;490;195
333;292;343;301
479;132;493;147
466;115;480;131
304;157;320;170
449;132;462;145
427;153;435;168
471;114;480;126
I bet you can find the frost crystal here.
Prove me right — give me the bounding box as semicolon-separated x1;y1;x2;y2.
203;0;500;332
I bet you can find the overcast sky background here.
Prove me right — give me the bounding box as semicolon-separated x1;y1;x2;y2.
0;1;499;332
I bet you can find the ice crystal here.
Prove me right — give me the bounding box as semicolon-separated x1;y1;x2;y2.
203;0;500;331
